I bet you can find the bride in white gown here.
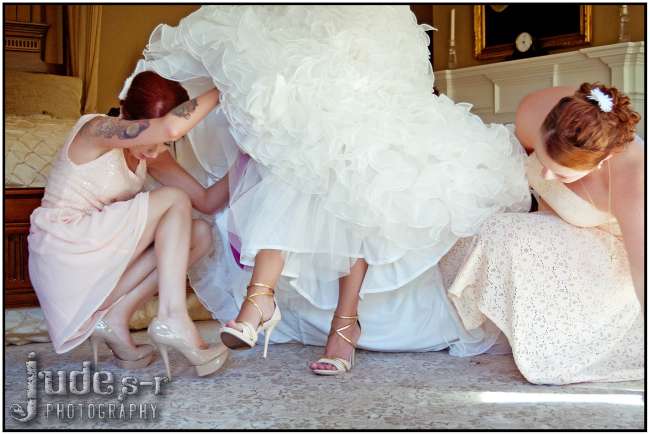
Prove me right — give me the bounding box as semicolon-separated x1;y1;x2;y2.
130;108;502;356
121;5;531;373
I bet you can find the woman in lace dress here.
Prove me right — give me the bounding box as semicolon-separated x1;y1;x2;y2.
440;83;644;385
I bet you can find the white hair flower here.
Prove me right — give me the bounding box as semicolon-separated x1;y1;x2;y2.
587;87;613;113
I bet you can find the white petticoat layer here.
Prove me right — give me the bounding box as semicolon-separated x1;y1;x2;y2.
136;5;531;308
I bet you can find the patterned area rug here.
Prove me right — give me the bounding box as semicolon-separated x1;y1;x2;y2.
4;321;644;430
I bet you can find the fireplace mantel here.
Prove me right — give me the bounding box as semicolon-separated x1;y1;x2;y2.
435;42;645;138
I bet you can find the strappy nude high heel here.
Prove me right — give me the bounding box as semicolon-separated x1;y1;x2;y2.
219;282;281;358
311;314;361;376
147;317;229;380
90;319;154;370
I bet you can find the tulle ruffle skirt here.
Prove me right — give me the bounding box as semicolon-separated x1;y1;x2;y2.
138;5;531;306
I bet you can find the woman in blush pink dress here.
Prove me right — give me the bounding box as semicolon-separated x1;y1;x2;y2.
28;72;229;379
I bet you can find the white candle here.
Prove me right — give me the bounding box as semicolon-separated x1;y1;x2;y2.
450;8;455;44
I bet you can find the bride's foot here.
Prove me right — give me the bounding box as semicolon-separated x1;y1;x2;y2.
309;314;361;373
224;285;276;332
220;282;281;357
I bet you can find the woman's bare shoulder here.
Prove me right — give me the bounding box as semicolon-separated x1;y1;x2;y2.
612;136;644;198
619;136;644;174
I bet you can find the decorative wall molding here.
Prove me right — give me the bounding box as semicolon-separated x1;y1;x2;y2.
435;42;645;138
4;21;49;53
4;20;51;72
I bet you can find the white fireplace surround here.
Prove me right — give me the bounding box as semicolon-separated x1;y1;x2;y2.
435;42;645;138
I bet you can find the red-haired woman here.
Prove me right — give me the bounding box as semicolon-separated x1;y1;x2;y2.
28;71;229;379
441;83;644;384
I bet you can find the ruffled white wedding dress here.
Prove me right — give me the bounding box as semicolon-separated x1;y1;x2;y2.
124;5;531;352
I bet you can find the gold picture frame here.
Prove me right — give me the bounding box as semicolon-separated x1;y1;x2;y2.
474;4;592;61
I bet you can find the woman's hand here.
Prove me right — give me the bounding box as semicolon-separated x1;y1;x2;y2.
203;173;229;215
147;150;229;215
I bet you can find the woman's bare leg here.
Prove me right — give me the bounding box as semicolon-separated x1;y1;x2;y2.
224;249;284;330
102;219;214;347
97;187;208;348
309;259;367;370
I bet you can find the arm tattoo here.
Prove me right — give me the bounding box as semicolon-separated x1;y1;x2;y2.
171;98;199;120
88;118;150;140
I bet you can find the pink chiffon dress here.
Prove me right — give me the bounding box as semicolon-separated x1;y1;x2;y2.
28;114;149;353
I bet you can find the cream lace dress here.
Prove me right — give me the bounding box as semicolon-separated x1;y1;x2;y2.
439;151;643;385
